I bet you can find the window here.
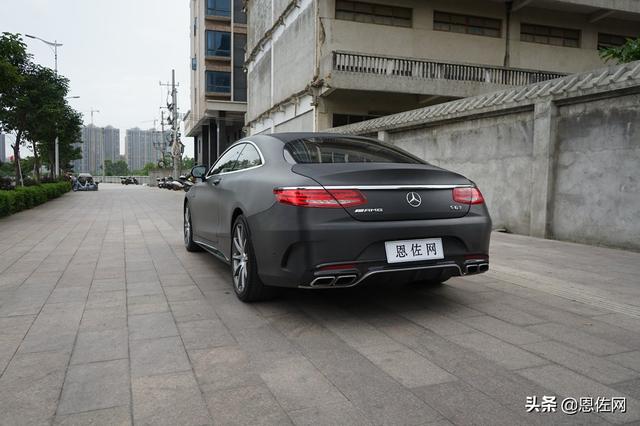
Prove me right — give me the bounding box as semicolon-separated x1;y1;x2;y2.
191;56;197;71
206;30;231;57
209;143;244;175
233;33;247;102
284;137;423;164
336;1;412;28
193;17;197;36
521;23;580;47
206;71;231;93
206;0;230;17
234;144;262;171
598;33;635;49
433;11;501;38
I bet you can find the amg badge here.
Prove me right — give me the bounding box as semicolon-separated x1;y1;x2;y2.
354;208;384;213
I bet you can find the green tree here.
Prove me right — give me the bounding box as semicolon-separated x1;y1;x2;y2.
0;32;30;183
132;162;158;176
181;156;195;170
0;32;83;184
600;37;640;64
104;159;129;176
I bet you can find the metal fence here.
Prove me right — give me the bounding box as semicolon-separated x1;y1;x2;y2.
97;176;153;185
333;51;566;86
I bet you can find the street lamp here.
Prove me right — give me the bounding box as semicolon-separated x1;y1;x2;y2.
59;96;80;176
25;34;64;178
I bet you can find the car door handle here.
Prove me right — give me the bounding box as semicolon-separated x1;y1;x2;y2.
211;177;222;185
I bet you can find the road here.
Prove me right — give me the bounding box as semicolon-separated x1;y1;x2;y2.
0;184;639;425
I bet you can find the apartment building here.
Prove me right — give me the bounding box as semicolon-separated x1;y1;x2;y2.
125;128;171;172
245;0;640;134
185;0;248;168
73;125;120;174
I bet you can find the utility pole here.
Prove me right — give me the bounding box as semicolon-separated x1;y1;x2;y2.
88;109;102;178
160;72;181;175
170;70;181;178
26;34;63;179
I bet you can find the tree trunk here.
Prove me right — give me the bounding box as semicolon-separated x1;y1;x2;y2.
12;131;23;186
31;140;41;183
48;146;55;180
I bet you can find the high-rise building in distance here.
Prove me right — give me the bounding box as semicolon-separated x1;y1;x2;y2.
125;127;171;172
73;125;120;174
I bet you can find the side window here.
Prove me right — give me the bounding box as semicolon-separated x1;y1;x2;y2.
208;144;245;176
233;144;262;171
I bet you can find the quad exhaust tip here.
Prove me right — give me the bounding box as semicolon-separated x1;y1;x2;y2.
465;263;489;274
309;274;358;287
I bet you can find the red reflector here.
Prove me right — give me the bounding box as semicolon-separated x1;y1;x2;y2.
319;263;357;271
452;187;484;205
464;254;488;260
274;188;367;208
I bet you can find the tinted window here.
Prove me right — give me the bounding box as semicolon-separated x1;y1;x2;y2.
284;137;423;164
206;30;231;57
234;144;262;171
207;0;231;16
209;144;244;175
206;71;231;93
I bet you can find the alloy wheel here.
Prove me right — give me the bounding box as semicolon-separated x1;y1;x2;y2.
184;207;191;245
232;223;248;293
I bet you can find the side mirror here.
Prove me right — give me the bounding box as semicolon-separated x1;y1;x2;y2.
190;165;207;181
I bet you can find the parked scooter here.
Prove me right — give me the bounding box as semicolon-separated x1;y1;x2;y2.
121;176;139;185
165;176;184;191
178;175;193;192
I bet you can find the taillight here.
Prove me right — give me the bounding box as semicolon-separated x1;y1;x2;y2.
452;187;484;205
274;188;367;208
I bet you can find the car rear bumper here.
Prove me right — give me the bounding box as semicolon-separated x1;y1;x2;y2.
248;204;492;288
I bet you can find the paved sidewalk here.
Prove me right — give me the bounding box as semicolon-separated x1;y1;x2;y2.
0;184;639;425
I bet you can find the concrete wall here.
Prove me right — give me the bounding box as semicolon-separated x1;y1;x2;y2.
552;94;640;249
274;111;314;133
390;112;536;236
331;61;640;251
246;0;317;127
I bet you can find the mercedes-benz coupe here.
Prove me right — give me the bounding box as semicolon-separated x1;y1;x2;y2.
184;133;491;302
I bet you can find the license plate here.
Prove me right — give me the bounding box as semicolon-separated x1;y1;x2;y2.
384;238;444;264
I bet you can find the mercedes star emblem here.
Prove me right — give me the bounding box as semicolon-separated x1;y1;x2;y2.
406;192;422;208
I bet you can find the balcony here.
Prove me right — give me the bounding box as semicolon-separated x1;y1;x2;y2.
327;51;566;98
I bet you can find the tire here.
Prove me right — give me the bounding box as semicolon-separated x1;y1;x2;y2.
183;204;202;252
231;215;272;302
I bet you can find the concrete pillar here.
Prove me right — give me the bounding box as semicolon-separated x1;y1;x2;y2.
529;100;558;238
378;130;390;142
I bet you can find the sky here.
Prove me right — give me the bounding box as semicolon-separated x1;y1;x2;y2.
1;0;194;158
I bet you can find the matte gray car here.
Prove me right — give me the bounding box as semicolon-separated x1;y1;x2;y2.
184;133;491;302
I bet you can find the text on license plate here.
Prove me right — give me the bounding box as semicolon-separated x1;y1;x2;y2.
384;238;444;264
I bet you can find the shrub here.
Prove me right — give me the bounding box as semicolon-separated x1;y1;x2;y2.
0;182;71;218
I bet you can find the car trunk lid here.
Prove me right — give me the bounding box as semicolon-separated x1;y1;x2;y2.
291;163;472;221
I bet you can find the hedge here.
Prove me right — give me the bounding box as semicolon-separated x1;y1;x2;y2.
0;181;72;218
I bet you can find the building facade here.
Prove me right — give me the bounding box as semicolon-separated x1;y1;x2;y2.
185;0;248;168
125;128;171;172
245;0;640;134
73;125;120;175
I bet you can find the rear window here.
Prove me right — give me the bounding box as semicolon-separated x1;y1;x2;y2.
284;137;423;164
